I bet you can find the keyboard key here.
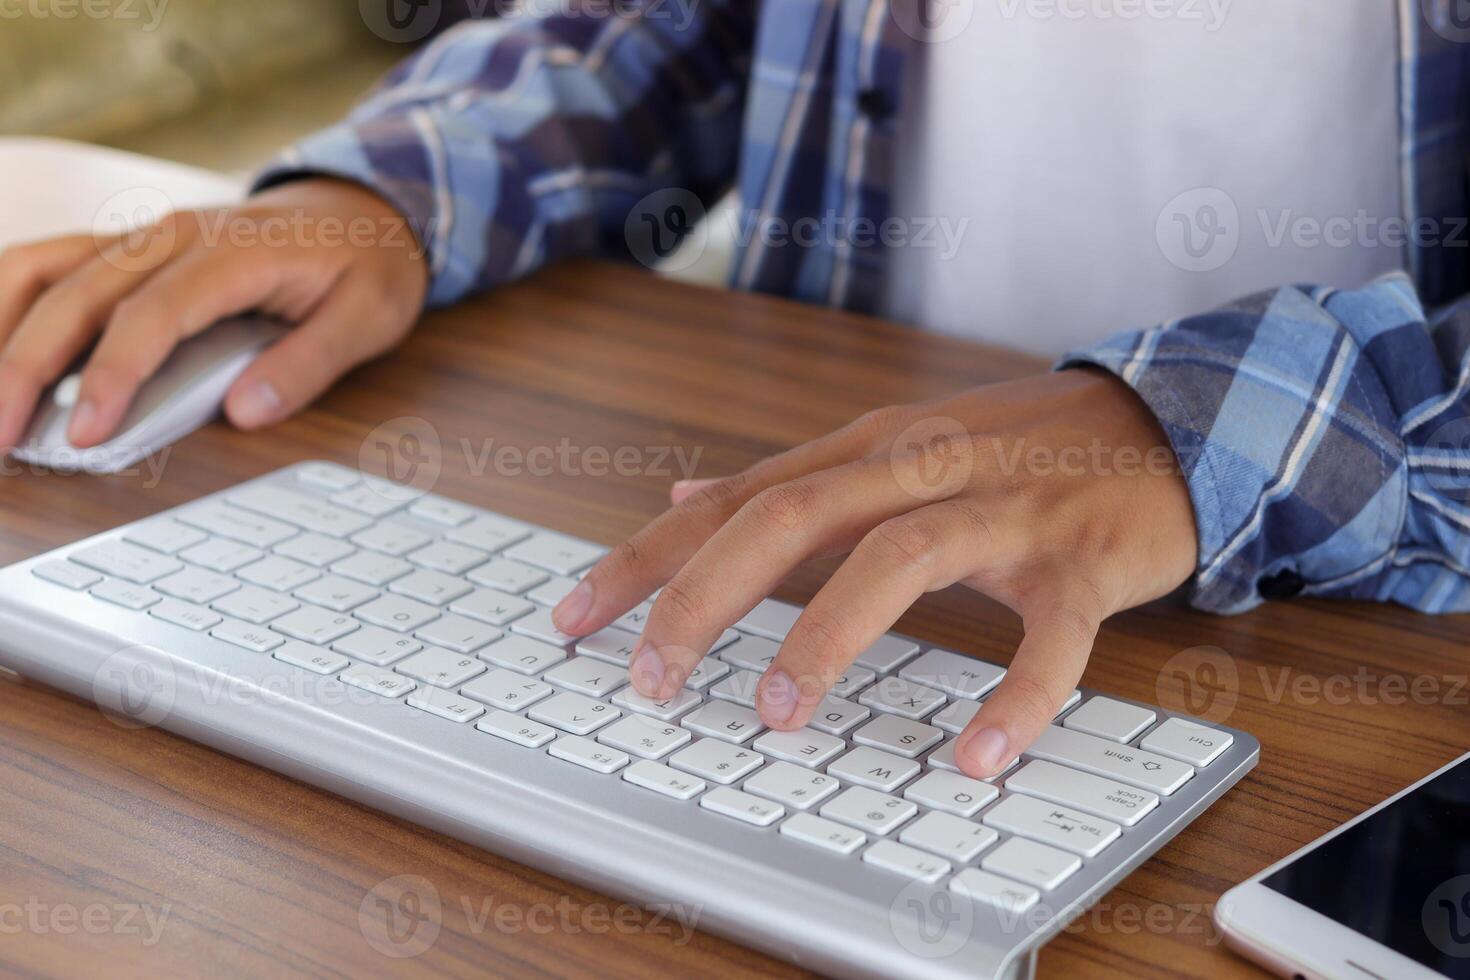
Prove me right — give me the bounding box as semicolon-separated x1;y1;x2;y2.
350;522;432;557
1027;726;1193;795
149;599;222;631
829;664;877;699
903;770;999;817
356;594;441;633
899;811;998;864
820;787;917;836
33;560;102;590
827;746;921;793
332;626;422;666
683;700;765;744
331;481;416;517
529;692;620;735
274;641;349;675
180;537;264;573
237;555;320;592
154;568;240;604
623;760;706;801
700;786;784;827
395;648;486;688
900;649;1005;699
1139;717;1233;767
476;710;557;748
683;658;731;690
479;635;565;675
862;840;951;883
509;607;579;648
853;715;943;758
408;496;475;527
230;485;372;537
924;741;1018;780
332;551;413;587
1063;696;1157;743
575;627;640;666
980;837;1081;891
467;557;548;594
1004;760;1160;827
950;869;1041;914
807;696;871;736
743;761;840;810
405;686;487;722
124;519;207;555
211;620;285;653
542;656;629;697
859;677;946;720
460;669;553;711
390;569;474;606
295;462;359;491
293;575;379;613
502;532;604;575
450;588;535;626
90;579;161;610
719;636;782;673
415;615;503;654
668;739;764;784
273;533;355;568
212;585;299;624
596;715;691;759
340;664;417;699
71;541;182;584
611;686;702;721
613;602;652;634
271;606;359;644
752;728;845;768
549;735;629;774
853;636;922;675
779;813;866;855
408;540;492;576
709;668;761;708
734;598;802;639
178;503;295;548
445;514;530;553
932;699;981;734
526;575;580;606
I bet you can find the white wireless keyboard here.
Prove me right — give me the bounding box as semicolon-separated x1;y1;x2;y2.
0;462;1258;979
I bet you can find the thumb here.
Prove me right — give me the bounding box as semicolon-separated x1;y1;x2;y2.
954;603;1099;779
225;278;407;430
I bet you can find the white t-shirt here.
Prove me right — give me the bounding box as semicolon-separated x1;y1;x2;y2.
885;0;1403;357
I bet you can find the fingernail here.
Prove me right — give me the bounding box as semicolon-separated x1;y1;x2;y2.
67;401;97;445
553;580;593;632
960;728;1010;775
670;478;715;503
757;669;800;728
630;645;665;697
230;381;282;428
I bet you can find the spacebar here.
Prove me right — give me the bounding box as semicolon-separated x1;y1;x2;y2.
1026;726;1193;795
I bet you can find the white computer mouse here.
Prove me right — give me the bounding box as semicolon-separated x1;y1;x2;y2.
12;317;286;474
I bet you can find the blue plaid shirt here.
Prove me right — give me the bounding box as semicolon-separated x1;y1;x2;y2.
258;1;1470;615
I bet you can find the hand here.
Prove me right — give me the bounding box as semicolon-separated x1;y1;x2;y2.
554;370;1198;778
0;178;429;451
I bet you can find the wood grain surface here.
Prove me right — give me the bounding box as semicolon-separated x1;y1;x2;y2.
1;261;1466;979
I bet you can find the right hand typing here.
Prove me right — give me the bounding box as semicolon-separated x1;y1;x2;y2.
0;178;429;452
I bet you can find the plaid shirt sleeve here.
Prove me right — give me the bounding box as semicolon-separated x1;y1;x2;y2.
253;5;754;307
1062;273;1470;615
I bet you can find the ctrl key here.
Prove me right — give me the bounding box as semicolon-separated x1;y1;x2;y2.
950;868;1040;914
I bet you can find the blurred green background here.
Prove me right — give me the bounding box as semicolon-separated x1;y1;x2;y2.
0;0;406;172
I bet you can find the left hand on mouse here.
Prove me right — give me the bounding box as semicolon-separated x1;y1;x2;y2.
554;369;1199;779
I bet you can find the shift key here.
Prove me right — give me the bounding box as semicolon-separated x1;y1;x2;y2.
1026;726;1193;795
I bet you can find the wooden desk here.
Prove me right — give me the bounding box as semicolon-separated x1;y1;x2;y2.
1;261;1466;978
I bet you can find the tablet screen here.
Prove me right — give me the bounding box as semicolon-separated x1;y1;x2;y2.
1262;756;1470;978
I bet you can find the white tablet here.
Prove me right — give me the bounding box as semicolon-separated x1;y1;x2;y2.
1216;751;1469;979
